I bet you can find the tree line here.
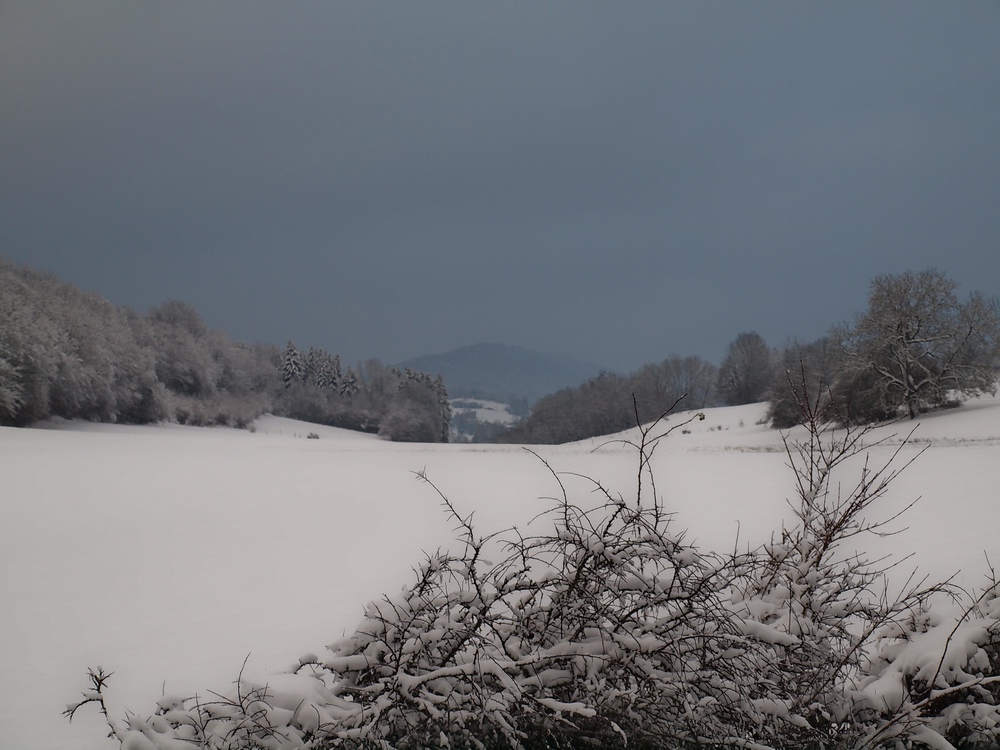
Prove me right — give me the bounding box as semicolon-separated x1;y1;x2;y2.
501;355;718;444
0;258;450;441
278;341;450;442
4;261;995;444
503;269;1000;443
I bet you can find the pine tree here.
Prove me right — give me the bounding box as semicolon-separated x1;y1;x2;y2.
280;342;305;389
305;347;320;385
313;350;338;391
434;374;451;442
330;354;342;391
339;367;358;398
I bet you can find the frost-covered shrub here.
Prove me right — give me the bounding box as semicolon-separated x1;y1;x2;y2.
170;393;270;429
740;381;1000;750
307;464;754;746
731;385;948;748
856;587;1000;749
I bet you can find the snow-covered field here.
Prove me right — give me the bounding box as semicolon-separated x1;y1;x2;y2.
2;398;999;749
451;398;521;425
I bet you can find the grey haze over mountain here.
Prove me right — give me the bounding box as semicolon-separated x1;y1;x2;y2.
399;343;603;406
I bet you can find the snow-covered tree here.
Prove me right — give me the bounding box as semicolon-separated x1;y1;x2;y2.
312;349;339;391
834;269;1000;420
329;353;342;390
304;347;320;385
433;374;451;442
280;341;306;389
379;370;450;442
338;367;358;398
0;353;22;420
632;354;718;421
146;301;221;399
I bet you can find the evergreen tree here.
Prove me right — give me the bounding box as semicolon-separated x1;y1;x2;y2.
434;374;451;442
280;342;306;389
330;353;342;389
304;347;320;385
313;350;338;391
339;367;358;398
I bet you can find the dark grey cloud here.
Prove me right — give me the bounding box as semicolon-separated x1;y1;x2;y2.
2;1;999;371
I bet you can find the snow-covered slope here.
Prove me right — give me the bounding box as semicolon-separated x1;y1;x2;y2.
2;396;998;749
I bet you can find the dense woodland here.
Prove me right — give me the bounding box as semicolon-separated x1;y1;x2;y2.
0;258;450;441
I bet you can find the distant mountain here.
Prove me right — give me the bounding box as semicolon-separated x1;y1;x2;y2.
398;343;604;406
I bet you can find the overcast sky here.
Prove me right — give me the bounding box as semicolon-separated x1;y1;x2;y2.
2;2;998;371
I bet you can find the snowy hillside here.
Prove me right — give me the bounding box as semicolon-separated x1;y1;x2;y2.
2;396;999;749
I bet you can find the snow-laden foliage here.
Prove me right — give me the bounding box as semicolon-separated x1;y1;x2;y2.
0;260;448;439
68;399;1000;749
731;382;950;748
856;584;1000;749
304;443;755;747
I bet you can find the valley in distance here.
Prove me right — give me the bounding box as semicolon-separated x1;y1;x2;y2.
398;342;604;441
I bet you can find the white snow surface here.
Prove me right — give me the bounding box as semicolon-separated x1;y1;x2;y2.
451;399;520;425
2;397;999;749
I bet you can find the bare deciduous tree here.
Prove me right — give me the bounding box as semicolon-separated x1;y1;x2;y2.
835;269;1000;420
716;331;774;406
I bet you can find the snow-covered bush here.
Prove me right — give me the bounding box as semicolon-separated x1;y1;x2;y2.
731;380;948;748
68;398;1000;749
306;418;755;748
855;583;1000;749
